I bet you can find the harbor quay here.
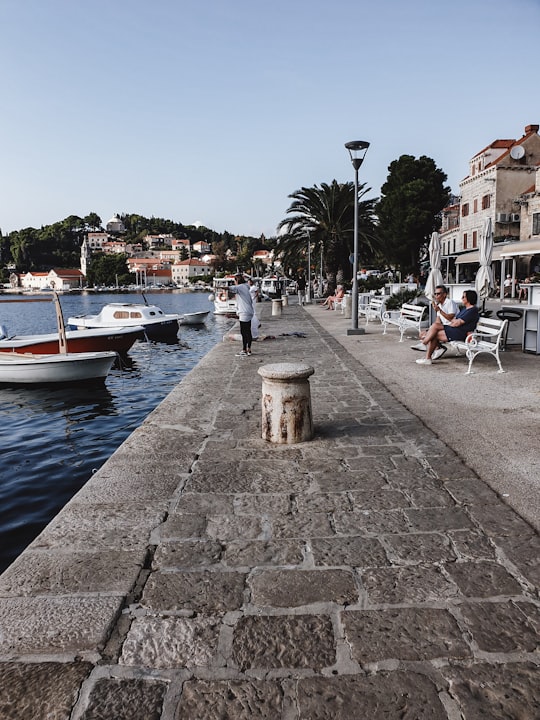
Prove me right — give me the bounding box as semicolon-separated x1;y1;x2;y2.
0;299;539;719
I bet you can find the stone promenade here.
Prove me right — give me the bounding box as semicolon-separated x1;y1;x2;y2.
0;300;539;719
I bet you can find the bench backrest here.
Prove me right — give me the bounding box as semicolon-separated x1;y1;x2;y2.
473;317;506;341
369;297;385;308
400;303;426;320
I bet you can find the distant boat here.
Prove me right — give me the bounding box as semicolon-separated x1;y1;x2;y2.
179;310;209;325
0;325;144;355
0;351;117;384
67;302;181;340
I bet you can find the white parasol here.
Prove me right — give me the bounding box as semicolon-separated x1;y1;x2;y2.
475;217;494;306
424;231;444;301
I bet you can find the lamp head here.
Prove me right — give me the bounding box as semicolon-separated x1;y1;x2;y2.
345;140;370;170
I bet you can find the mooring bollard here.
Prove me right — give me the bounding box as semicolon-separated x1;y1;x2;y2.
271;298;282;316
257;363;315;444
281;294;288;307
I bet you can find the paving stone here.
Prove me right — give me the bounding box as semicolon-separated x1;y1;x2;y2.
296;672;447;719
343;607;471;662
444;477;503;505
233;493;291;515
310;536;389;567
313;469;391;493
175;492;235;514
206;515;264;541
232;614;335;670
362;566;460;604
120;616;220;668
492;532;540;587
383;532;457;564
159;513;207;539
222;539;305;567
141;570;246;612
348;488;411;510
443;661;540;719
407;487;455;508
0;662;92;720
0;550;144;596
468;503;536;537
295;492;352;513
405;507;474;532
444;561;523;598
152;540;223;568
75;461;183;504
272;512;334;538
177;679;284;719
333;509;409;535
459;601;540;653
81;678;167;720
449;530;497;560
0;597;122;655
249;569;357;607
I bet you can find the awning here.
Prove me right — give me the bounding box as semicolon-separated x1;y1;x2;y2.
454;245;510;265
500;238;540;258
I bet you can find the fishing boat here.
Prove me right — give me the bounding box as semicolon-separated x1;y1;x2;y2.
0;351;117;384
210;276;238;315
179;310;210;326
0;325;144;355
67;302;181;340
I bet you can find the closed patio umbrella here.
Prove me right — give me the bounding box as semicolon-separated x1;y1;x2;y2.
475;217;494;310
424;231;443;301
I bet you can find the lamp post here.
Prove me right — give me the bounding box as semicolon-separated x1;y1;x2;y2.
306;232;311;303
345;140;370;335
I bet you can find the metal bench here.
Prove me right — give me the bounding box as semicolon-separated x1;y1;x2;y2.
382;303;426;342
449;316;508;374
358;296;386;324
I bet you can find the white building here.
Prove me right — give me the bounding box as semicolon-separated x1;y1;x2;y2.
171;259;212;285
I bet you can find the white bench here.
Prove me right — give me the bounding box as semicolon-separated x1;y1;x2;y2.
382;303;426;342
449;316;508;374
358;296;386;324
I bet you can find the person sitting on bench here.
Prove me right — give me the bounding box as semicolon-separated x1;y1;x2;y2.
416;290;479;366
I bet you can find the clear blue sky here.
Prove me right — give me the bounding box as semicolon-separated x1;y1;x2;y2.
2;0;539;238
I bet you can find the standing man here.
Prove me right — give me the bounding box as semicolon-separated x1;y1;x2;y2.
411;285;458;359
296;274;306;306
229;274;254;356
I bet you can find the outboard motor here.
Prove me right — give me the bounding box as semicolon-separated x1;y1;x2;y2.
0;325;7;340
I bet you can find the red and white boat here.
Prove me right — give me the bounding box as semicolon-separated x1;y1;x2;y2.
0;325;144;355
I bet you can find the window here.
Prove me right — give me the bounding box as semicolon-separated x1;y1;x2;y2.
482;195;491;210
473;199;478;213
462;204;469;217
463;233;468;250
472;231;477;248
533;213;540;235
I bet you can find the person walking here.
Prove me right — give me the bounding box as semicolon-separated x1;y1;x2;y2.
229;274;254;356
296;274;306;305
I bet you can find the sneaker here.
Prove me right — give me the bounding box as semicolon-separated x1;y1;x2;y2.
416;358;432;365
411;342;426;351
431;345;447;361
235;351;248;357
246;350;252;356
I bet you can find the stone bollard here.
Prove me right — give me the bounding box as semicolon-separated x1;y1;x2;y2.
281;294;288;307
271;298;282;316
343;294;352;319
257;363;315;444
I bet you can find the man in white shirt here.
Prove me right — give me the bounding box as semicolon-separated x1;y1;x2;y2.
411;285;458;358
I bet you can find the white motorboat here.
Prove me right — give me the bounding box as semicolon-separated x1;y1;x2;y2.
179;310;210;325
0;351;117;384
67;302;181;339
210;276;238;315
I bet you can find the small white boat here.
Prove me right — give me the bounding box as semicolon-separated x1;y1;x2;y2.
68;302;181;339
0;351;117;384
211;276;238;315
179;310;210;325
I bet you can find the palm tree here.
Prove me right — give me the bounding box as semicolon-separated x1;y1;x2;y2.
277;180;377;292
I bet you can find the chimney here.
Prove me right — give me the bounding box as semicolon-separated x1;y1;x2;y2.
524;124;539;135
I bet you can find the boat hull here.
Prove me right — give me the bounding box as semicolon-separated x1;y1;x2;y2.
179;311;210;325
0;326;144;355
0;351;117;384
67;303;181;340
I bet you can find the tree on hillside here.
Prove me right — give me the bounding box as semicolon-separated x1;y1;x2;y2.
376;155;450;274
277;180;378;291
86;253;133;287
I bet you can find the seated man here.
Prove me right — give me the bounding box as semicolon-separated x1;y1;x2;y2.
412;285;458;359
416;290;479;366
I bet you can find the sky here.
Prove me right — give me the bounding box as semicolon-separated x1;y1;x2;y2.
1;0;540;239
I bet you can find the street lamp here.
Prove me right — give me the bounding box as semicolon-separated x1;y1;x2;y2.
345;140;370;335
306;231;311;303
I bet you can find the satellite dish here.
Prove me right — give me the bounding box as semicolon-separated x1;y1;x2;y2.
510;145;525;160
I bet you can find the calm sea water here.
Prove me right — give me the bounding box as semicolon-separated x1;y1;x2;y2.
0;290;233;572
